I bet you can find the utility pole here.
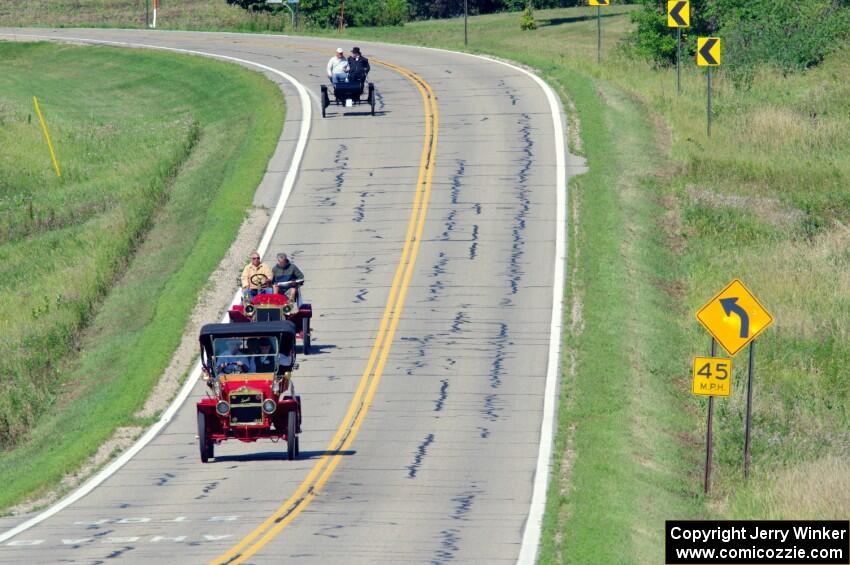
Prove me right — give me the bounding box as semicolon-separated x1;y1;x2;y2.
339;0;345;33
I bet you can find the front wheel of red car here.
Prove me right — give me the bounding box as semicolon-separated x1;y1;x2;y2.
198;412;213;463
287;411;297;461
302;317;311;355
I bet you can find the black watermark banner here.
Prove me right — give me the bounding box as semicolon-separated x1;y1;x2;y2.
666;521;849;564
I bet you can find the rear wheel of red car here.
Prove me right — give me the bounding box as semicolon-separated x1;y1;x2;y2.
302;317;311;355
287;411;297;461
198;412;213;463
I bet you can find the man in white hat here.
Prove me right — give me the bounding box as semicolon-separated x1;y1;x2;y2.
327;47;349;84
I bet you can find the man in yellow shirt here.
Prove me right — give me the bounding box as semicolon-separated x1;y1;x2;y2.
241;251;273;297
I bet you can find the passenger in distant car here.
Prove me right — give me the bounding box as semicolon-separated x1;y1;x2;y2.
347;46;370;84
327;47;350;84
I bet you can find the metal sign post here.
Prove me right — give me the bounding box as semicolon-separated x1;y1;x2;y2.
677;28;682;94
704;338;717;493
743;340;756;478
589;0;608;63
707;67;712;136
697;37;721;137
667;1;689;95
590;5;602;64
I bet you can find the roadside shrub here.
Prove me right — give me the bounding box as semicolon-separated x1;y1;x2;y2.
520;3;537;30
629;2;678;65
723;0;850;75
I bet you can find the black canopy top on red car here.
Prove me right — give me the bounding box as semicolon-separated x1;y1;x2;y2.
199;320;296;359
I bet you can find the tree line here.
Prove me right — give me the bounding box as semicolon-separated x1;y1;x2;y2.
226;0;587;27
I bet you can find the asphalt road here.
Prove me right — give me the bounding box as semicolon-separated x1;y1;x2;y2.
0;29;566;564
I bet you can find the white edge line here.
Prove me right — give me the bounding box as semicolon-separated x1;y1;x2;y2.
0;32;312;544
496;58;566;565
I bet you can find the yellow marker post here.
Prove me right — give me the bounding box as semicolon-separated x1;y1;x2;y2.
33;96;62;178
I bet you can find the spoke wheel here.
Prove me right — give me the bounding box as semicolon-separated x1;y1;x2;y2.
287;411;297;461
198;412;213;463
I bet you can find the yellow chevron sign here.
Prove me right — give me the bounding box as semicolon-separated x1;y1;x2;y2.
697;37;721;66
667;0;690;27
589;0;610;5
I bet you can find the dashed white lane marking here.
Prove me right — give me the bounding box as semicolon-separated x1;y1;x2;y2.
0;31;312;545
6;534;233;547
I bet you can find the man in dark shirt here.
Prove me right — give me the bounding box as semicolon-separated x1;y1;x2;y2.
347;46;370;84
272;253;305;302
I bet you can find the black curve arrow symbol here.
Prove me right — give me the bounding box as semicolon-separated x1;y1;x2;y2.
699;38;718;65
670;1;687;26
720;297;749;338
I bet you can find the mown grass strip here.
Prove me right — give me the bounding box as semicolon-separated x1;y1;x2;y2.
0;42;283;511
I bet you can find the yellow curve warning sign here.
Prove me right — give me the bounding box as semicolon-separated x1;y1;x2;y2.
696;279;773;356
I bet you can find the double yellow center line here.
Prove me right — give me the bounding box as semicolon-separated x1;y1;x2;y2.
211;58;439;564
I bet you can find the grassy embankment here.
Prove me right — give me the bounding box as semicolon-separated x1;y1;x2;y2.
327;6;850;562
0;42;283;510
0;0;289;32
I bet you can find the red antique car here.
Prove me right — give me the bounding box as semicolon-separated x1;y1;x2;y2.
196;321;301;462
228;273;313;354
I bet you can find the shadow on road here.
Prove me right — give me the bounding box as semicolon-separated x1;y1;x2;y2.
212;449;355;462
304;343;338;355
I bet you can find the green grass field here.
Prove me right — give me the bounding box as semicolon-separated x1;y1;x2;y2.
0;41;283;510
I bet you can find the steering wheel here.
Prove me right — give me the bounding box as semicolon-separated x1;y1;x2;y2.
250;273;270;288
218;362;247;375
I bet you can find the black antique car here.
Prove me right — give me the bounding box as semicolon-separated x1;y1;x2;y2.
321;79;376;118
